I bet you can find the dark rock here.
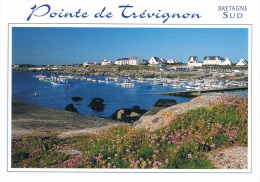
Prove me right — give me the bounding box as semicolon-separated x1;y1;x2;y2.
110;106;148;123
153;99;177;107
143;99;177;116
71;97;83;101
64;104;79;113
132;105;140;110
88;98;106;111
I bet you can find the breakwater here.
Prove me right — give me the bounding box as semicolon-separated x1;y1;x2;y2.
158;86;248;97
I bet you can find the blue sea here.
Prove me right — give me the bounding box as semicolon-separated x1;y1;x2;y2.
12;70;192;118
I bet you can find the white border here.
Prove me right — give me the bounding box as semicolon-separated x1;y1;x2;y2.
1;0;260;182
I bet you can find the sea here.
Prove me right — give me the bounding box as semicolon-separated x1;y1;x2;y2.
12;70;193;118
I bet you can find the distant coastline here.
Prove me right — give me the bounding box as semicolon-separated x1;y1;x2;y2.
12;64;248;81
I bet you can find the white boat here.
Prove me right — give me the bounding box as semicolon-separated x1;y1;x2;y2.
153;79;164;85
121;82;135;88
51;77;69;86
80;77;87;81
185;85;196;90
172;82;183;88
136;78;149;83
98;80;106;83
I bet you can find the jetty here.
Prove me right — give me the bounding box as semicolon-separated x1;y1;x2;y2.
158;86;248;97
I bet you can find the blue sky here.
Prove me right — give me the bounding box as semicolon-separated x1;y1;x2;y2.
12;27;248;65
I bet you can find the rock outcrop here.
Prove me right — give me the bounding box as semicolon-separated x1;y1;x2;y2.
110;105;147;123
71;97;83;101
143;99;177;116
64;104;79;113
88;98;105;111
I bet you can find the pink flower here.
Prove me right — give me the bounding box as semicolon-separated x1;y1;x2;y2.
173;140;178;144
187;154;192;158
154;150;159;154
162;136;166;141
169;135;175;139
167;141;172;145
210;143;215;148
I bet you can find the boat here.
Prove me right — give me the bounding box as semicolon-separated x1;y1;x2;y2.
153;79;164;85
136;78;150;83
172;81;183;88
121;82;135;88
51;77;70;86
98;80;106;83
80;77;87;81
185;85;196;90
105;77;110;84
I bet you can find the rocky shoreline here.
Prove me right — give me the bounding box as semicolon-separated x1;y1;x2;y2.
12;100;126;139
12;95;217;139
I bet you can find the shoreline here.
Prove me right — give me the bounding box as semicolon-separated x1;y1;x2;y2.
12;94;219;139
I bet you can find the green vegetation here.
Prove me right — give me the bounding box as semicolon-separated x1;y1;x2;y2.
12;95;247;169
118;65;157;71
195;65;248;70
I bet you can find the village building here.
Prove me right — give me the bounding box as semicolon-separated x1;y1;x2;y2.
187;56;203;67
222;57;232;65
167;59;178;64
203;56;225;65
114;57;142;65
101;59;114;65
236;58;248;66
148;56;167;67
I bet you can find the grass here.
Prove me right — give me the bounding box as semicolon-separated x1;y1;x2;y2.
11;95;248;169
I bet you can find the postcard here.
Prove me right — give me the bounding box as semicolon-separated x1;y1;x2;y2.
0;0;259;182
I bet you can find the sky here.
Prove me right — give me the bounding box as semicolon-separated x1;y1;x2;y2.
12;27;248;65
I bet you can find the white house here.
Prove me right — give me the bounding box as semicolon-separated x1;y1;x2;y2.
236;58;248;66
101;59;114;65
115;57;142;65
203;56;225;65
83;62;89;68
148;56;167;66
187;56;202;67
222;57;232;66
167;59;178;64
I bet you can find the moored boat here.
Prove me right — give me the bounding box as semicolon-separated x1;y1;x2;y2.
121;82;135;88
